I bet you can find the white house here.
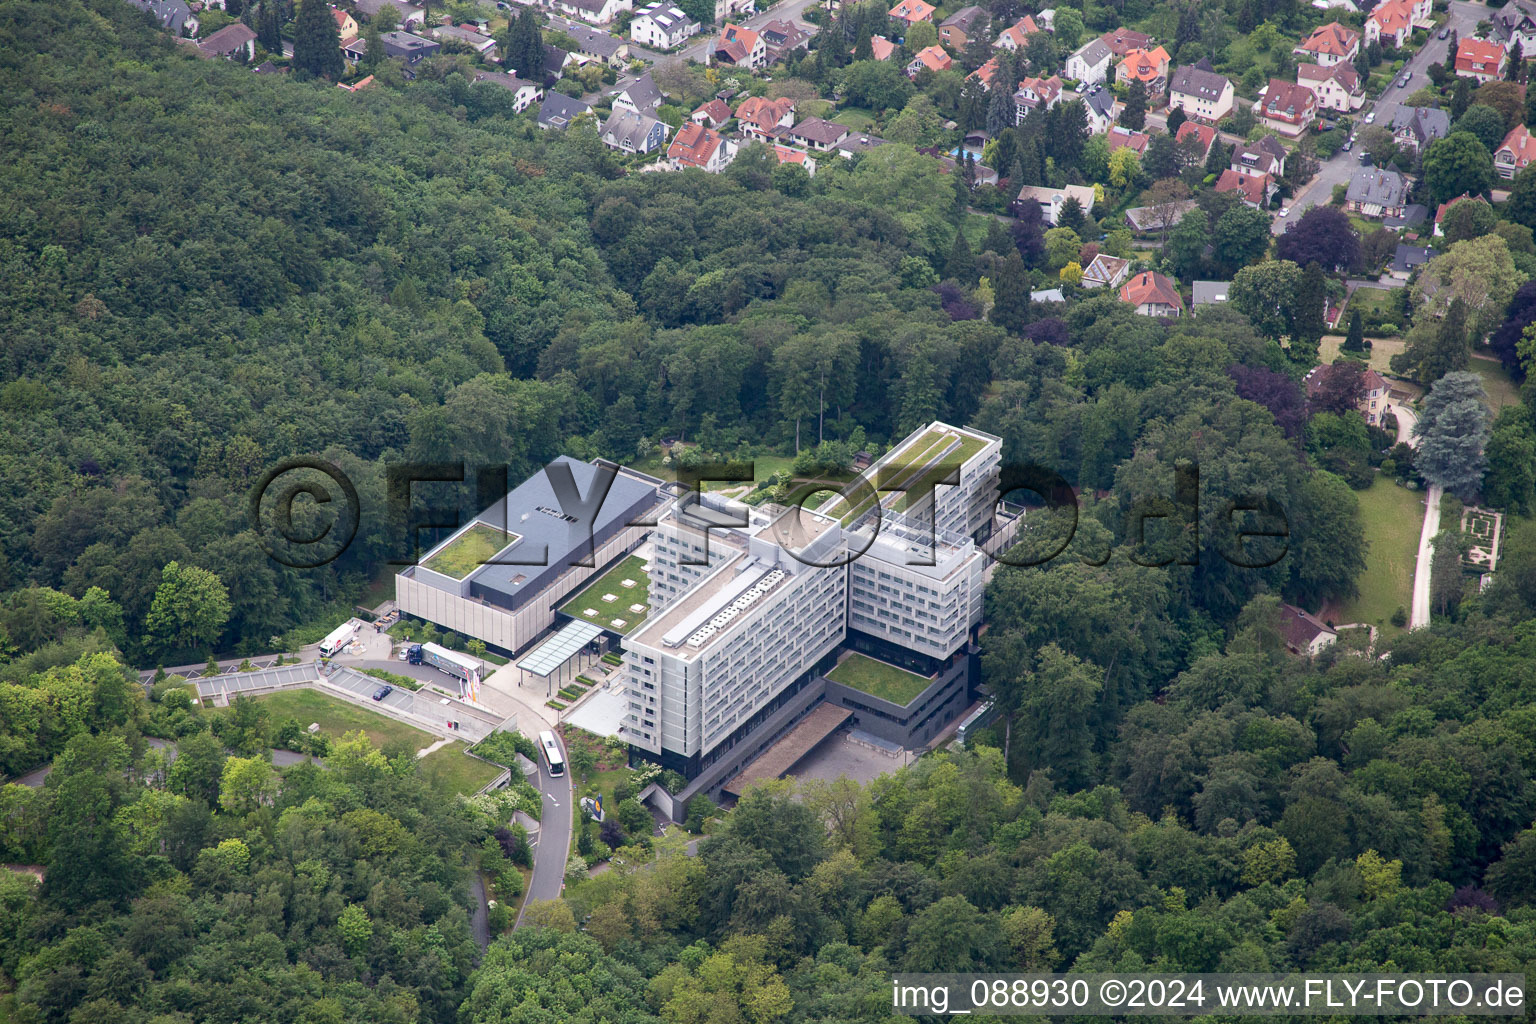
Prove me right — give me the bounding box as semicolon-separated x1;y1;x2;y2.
550;0;632;26
630;3;699;48
1014;184;1096;225
1065;37;1113;85
1167;59;1234;122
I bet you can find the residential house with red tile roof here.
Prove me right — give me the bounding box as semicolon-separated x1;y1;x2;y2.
1256;77;1318;135
1366;0;1415;47
332;7;359;38
1116;46;1170;93
770;144;817;175
1496;123;1536;178
1119;270;1184;317
712;23;765;67
1216;168;1275;207
868;35;898;60
1104;124;1150;155
994;14;1041;50
1456;38;1508;82
668;121;737;171
1293;21;1359;65
968;56;1000;89
1012;74;1063;120
1100;26;1152;56
691;98;732;127
1175;120;1217;161
887;0;934;40
735;96;796;139
906;44;951;76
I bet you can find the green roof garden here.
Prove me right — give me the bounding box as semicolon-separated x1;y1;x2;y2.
556;553;652;636
821;428;989;525
421;522;517;580
826;652;933;706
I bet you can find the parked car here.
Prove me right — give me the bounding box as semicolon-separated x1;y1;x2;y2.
372;685;393;701
1364;111;1376;124
1279;206;1291;217
1438;27;1449;38
1398;73;1411;88
1075;80;1087;93
1343;138;1353;151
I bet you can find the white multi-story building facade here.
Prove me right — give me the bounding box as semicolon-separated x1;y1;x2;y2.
621;421;1001;785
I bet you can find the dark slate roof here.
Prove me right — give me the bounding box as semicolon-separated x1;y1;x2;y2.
127;0;194;34
538;90;594;127
1346;167;1408;206
1170;62;1229;99
619;71;663;111
1391;105;1450;144
1391;243;1437;273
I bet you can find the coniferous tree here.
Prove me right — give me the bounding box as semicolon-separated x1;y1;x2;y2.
1291;261;1328;355
293;0;343;79
257;0;282;52
853;26;873;61
1509;41;1525;82
947;229;978;285
1344;309;1365;352
509;8;544;80
987;70;1016;133
1123;79;1147;130
360;19;383;72
990;249;1031;333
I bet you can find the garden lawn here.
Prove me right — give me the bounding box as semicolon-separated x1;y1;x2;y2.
826;652;932;706
1319;334;1404;375
1470;357;1520;413
419;741;505;796
831;107;876;131
1325;476;1425;637
235;688;433;751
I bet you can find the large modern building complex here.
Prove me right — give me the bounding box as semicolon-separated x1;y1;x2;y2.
398;423;1010;818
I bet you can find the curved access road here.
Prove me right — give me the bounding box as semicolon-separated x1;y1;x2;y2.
515;730;572;929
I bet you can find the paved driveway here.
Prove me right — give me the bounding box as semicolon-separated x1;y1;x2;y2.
516;732;573;927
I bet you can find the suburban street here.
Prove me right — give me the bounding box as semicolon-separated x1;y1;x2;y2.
1273;0;1489;234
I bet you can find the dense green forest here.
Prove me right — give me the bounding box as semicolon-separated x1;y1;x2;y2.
0;0;1365;670
5;2;1536;1023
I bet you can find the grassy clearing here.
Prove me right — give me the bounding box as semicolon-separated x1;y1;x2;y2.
558;553;651;635
419;741;505;796
422;522;516;580
1325;476;1425;637
236;688;433;750
1470;357;1520;413
826;652;933;706
1319;334;1405;375
831;106;877;131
